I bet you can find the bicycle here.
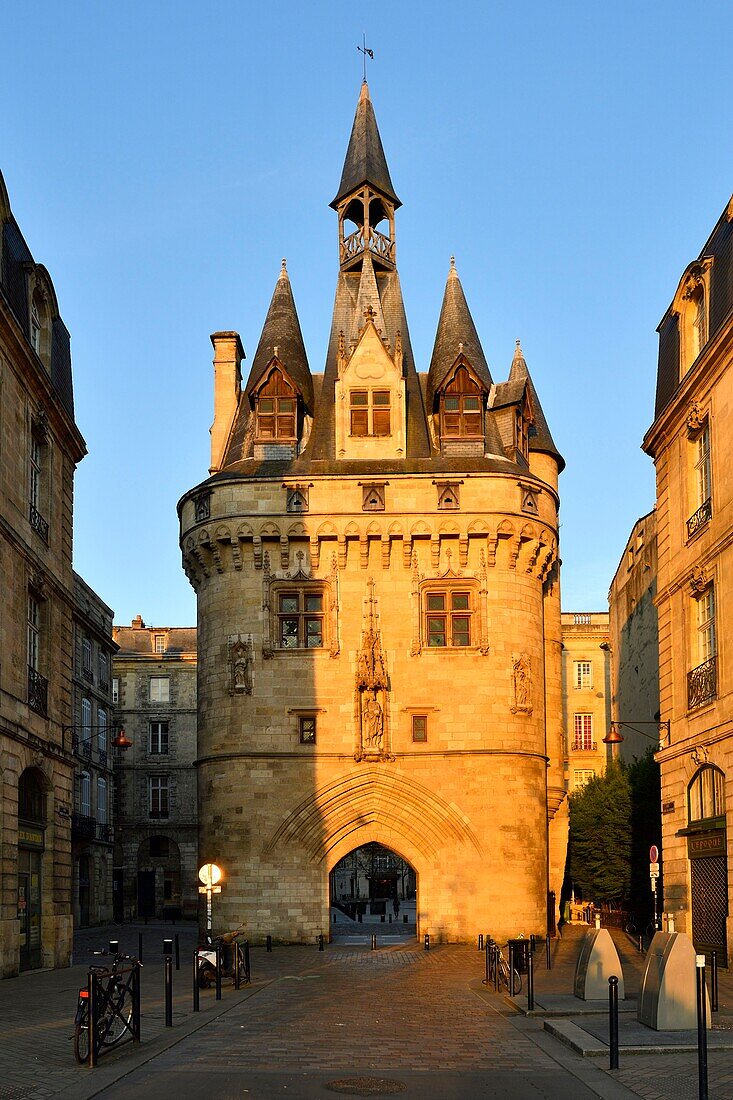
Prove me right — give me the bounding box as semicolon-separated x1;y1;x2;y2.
484;939;522;994
73;949;141;1064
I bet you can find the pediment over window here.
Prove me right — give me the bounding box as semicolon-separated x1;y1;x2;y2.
435;358;487;442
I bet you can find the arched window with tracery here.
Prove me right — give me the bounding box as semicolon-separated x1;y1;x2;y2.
688;764;725;825
439;365;484;439
254;365;298;442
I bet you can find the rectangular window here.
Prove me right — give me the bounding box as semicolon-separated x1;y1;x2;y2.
29;434;41;510
112;677;119;704
27;594;40;671
573;661;592;689
149;776;170;818
98;651;108;686
697;587;716;663
349;389;391;437
425;590;472;647
149;677;170;703
573;769;596;788
97;777;107;825
82;637;92;679
695;425;711;508
299;715;316;744
81;698;92;755
412;715;428;742
154;634;165;654
278;590;324;649
80;771;91;817
573;713;594;750
98;708;107;756
149;720;169;755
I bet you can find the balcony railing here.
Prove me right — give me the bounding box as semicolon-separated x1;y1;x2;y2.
29;503;49;543
97;823;113;843
687;497;712;539
368;227;395;263
72;812;96;839
149;809;169;820
28;666;48;717
688;655;717;710
572;739;598;752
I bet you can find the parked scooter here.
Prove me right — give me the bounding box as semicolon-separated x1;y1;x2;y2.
197;926;248;987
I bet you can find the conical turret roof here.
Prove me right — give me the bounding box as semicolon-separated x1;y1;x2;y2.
508;340;564;471
427;259;493;410
244;260;313;413
330;82;401;211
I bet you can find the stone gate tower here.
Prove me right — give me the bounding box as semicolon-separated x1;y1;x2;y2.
179;83;567;942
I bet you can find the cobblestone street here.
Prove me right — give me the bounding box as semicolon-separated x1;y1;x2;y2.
2;923;732;1099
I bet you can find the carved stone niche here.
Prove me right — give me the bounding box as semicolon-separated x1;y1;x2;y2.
510;653;532;715
520;484;539;515
435;480;461;510
193;490;212;523
228;634;253;695
285;484;310;513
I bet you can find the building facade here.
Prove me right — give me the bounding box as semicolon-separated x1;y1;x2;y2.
71;573;117;927
643;194;733;964
0;171;86;975
112;618;197;920
607;511;660;763
561;612;610;792
179;83;567;944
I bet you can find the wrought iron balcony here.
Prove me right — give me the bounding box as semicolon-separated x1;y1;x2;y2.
82;667;93;682
29;503;49;543
572;739;598;752
687;497;712;539
688;656;717;710
97;823;113;843
28;666;48;717
72;812;96;839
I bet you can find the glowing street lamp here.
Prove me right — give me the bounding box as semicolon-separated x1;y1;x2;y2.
198;862;223;939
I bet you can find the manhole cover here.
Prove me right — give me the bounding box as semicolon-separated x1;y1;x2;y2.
324;1078;407;1096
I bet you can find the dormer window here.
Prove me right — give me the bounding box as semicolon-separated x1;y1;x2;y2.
254;366;297;442
440;366;483;438
674;258;713;378
350;389;391;437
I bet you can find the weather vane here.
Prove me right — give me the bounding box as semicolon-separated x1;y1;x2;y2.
357;33;374;82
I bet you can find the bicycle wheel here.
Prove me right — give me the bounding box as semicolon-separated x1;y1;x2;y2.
512;968;523;994
73;1018;90;1064
101;987;133;1046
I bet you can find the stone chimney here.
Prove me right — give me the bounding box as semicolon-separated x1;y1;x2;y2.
131;614;145;629
210;331;244;473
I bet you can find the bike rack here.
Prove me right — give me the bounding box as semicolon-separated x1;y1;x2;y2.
87;962;141;1068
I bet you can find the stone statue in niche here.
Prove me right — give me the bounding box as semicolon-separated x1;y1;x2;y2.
229;634;253;695
362;690;384;753
511;654;532;714
354;578;393;762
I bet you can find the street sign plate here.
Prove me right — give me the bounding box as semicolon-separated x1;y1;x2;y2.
649;845;659;863
650;862;660;875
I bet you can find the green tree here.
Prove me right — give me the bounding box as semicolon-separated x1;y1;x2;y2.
568;761;632;903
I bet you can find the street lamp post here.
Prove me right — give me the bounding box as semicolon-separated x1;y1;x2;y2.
198;862;223;941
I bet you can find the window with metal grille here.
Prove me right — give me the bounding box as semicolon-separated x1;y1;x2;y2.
298;715;316;744
412;715;428;742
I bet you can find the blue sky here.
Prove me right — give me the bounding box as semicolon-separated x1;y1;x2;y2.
2;1;731;625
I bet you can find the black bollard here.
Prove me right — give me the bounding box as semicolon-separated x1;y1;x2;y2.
478;933;484;951
243;940;251;983
530;934;536;955
371;933;377;950
333;913;337;924
138;931;143;963
318;933;324;951
697;955;709;1100
88;970;98;1068
109;939;119;956
484;941;490;984
546;935;552;970
192;951;199;1012
215;944;222;1002
163;937;173;958
509;943;515;996
494;945;499;992
233;943;241;991
424;933;430;951
403;914;408;924
711;951;719;1013
266;934;272;953
175;933;180;971
527;948;535;1012
164;956;173;1027
609;976;619;1070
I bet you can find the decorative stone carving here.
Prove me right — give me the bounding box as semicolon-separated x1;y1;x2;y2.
262;553;274;659
689;566;709;597
193;490;211;523
686;403;708;436
436;481;461;510
521;487;539;515
361;483;385;511
328;554;340;658
511;654;532;714
691;744;710;767
229;634;253;695
286;485;309;513
410;551;422;656
354;578;393;762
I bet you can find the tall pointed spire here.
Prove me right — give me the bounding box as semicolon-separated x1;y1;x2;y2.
330;82;401;211
427;259;492;411
508;340;564;471
244;260;313;413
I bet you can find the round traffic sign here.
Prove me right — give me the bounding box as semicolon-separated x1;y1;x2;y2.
198;862;222;888
649;845;659;863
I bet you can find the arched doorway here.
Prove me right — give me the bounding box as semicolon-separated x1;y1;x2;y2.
688;764;728;963
18;768;47;971
329;843;416;938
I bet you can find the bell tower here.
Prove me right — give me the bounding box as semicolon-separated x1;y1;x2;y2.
330;82;401;273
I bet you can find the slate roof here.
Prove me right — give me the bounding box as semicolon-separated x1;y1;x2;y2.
244;261;313;411
113;625;197;655
507;341;565;471
426;260;493;412
330;82;401;211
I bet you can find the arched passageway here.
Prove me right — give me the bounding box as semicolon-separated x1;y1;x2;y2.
329;843;416;939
